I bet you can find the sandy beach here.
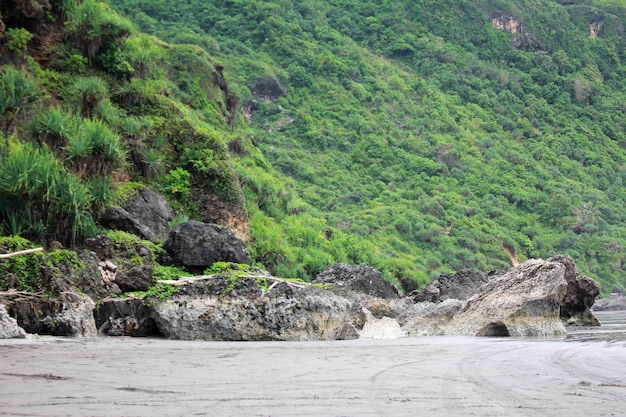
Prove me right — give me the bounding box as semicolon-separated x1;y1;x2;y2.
1;312;625;417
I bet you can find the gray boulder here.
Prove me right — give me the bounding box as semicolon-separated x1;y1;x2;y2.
0;302;26;339
164;221;251;268
151;277;362;341
8;293;96;337
400;299;464;337
593;295;626;311
101;188;173;243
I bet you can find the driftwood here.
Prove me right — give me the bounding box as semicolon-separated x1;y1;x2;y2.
0;247;44;259
157;274;308;292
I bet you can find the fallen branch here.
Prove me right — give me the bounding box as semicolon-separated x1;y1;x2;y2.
156;274;308;291
0;247;44;259
0;289;46;303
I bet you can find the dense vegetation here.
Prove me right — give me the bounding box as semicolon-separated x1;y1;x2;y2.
2;0;626;296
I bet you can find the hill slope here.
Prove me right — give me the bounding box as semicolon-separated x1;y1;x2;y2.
103;0;626;294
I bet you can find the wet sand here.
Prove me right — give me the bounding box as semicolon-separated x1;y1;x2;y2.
1;313;625;417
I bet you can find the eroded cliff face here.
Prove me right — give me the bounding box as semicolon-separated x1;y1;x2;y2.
192;182;250;244
0;0;58;61
490;12;546;51
0;0;50;35
589;20;604;39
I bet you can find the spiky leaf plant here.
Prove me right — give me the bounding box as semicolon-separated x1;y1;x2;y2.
0;66;40;137
69;76;108;118
30;107;77;149
141;147;164;180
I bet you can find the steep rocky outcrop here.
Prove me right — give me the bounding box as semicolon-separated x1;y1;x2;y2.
164;221;251;269
7;293;96;337
192;190;250;244
0;302;26;339
100;188;173;243
151;277;362;341
0;0;50;37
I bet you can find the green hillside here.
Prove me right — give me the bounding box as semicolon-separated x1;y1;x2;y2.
2;0;626;296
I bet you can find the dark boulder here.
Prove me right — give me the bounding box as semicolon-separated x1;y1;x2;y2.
412;269;503;303
313;263;400;299
41;249;118;300
100;188;173;243
249;75;287;101
164;221;251;269
313;264;404;320
96;298;159;337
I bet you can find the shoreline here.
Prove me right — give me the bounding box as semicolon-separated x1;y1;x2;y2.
1;312;624;417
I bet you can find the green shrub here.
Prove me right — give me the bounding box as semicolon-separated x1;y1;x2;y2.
5;28;34;56
160;167;191;203
0;236;43;292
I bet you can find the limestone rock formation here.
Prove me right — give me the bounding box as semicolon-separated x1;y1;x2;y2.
8;293;96;337
97;298;159;337
100;188;173;243
151;277;361;341
164;221;251;269
359;309;406;339
444;257;596;337
0;302;26;339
